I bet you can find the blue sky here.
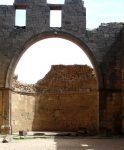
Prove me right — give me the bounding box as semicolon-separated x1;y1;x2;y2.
85;0;124;29
0;0;124;83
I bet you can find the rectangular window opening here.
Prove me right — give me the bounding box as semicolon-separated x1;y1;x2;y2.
50;10;62;27
47;0;65;4
15;9;26;27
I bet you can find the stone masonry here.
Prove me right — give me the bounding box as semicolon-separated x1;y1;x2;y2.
11;65;98;133
0;0;124;135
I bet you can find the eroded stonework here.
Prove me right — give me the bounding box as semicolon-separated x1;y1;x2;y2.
12;75;35;93
11;65;98;133
0;0;124;135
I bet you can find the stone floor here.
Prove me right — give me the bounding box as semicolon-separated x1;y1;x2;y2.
0;137;124;150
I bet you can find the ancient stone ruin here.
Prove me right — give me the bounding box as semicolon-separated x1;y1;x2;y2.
0;0;124;135
11;65;98;134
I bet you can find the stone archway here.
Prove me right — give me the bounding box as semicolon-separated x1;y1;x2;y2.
6;32;102;89
0;0;124;135
7;32;101;134
0;0;105;134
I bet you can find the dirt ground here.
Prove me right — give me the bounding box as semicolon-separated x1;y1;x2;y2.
0;137;124;150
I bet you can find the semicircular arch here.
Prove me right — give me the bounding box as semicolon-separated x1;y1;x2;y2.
6;31;103;89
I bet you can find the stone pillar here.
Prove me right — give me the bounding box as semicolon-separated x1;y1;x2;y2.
99;89;122;135
26;0;50;32
99;89;106;135
0;6;15;30
14;0;47;5
121;28;124;135
62;0;86;37
0;88;12;134
122;70;124;134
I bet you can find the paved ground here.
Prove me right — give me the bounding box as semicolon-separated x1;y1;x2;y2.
0;137;124;150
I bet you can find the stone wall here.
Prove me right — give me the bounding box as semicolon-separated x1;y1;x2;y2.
34;65;98;132
11;76;35;132
105;92;122;135
11;65;98;133
0;91;3;126
11;92;35;132
12;75;35;93
84;23;124;62
0;0;124;135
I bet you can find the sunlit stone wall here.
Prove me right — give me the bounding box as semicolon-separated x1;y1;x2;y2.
11;92;35;132
11;65;99;134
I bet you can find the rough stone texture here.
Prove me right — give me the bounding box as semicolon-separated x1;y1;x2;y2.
0;0;124;135
11;76;35;131
0;91;3;127
121;28;124;134
62;0;86;37
34;65;98;132
26;3;50;32
105;93;122;135
11;65;98;133
12;75;35;93
11;92;35;132
35;65;96;93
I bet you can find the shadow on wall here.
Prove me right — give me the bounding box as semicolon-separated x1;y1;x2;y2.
100;31;123;135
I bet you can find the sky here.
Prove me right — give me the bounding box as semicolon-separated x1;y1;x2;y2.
15;38;92;83
0;0;124;83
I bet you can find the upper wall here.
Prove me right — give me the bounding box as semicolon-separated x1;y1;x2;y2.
0;6;15;30
14;0;86;35
62;0;86;36
0;0;123;88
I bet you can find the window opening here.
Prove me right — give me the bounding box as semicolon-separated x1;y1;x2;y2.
50;10;62;27
15;9;26;27
47;0;65;4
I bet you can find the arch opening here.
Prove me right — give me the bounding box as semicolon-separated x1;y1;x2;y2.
14;38;93;84
11;36;99;134
6;32;101;89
